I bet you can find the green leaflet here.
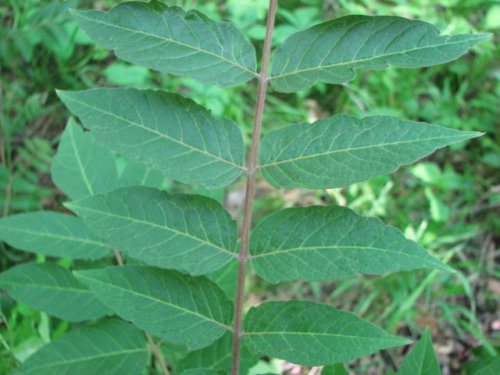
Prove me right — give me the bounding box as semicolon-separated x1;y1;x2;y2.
251;206;451;283
260;115;481;189
116;159;169;190
51;118;119;200
398;329;440;375
67;186;238;276
0;211;110;260
75;266;233;350
14;319;148;375
244;301;411;366
176;333;257;374
71;2;257;87
471;357;500;375
179;370;221;375
57;88;245;189
0;263;110;322
270;15;490;92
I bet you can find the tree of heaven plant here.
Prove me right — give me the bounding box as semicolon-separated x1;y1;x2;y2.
0;0;490;374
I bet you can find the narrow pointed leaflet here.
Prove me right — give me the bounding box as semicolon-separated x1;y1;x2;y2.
260;115;481;189
57;88;245;189
251;206;451;283
244;301;411;366
75;266;233;350
0;263;110;322
66;186;238;276
14;320;148;375
71;2;257;87
0;211;110;260
51;119;119;200
270;15;490;92
398;329;441;375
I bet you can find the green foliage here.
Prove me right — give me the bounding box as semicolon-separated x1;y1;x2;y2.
397;328;440;375
57;88;245;188
251;206;451;283
260;114;480;188
0;0;493;374
14;319;148;375
67;187;238;275
0;263;110;322
70;2;257;87
75;266;233;350
270;15;489;92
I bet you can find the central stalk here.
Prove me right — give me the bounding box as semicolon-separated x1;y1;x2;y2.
230;1;278;374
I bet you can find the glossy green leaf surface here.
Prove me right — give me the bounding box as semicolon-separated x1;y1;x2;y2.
260;115;481;189
177;333;257;374
14;319;148;375
251;206;451;283
71;2;257;86
270;15;490;92
0;211;110;260
398;329;440;375
75;266;233;350
67;187;237;275
57;88;245;189
51;119;119;200
244;301;411;366
0;263;110;322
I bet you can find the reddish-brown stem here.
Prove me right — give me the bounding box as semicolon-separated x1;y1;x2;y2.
231;1;278;374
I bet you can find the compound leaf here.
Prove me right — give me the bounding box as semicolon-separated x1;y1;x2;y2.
75;266;233;350
71;2;257;87
0;211;110;260
398;328;440;375
14;319;148;375
51;118;119;200
0;263;110;322
251;206;451;283
260;115;481;189
270;15;490;92
66;186;237;276
244;300;411;366
57;88;245;189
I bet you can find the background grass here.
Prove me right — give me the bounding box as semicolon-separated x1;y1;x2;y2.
0;0;498;373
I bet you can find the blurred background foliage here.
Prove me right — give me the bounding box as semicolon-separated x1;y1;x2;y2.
0;0;498;374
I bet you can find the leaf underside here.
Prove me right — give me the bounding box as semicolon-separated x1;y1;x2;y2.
75;266;234;350
51;119;119;200
260;115;481;189
251;206;451;283
14;319;148;375
57;88;245;189
67;186;238;276
271;15;490;92
0;263;110;322
244;300;411;366
71;2;257;87
0;211;110;260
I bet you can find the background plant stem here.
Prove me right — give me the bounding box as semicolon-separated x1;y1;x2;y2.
231;1;278;374
112;250;170;375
